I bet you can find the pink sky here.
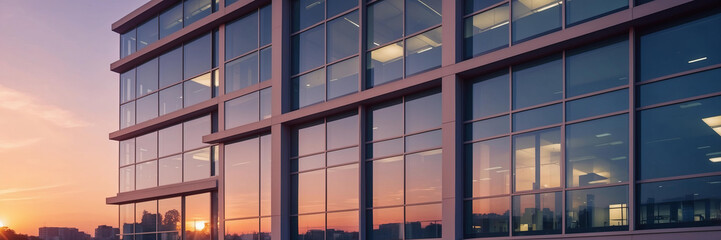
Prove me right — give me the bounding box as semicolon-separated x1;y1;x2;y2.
0;0;147;236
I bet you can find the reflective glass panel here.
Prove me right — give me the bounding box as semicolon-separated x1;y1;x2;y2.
226;12;258;60
466;72;509;120
185;193;211;240
120;102;135;129
226;53;259;93
566;115;629;187
121;29;136;58
225;92;259;129
327;147;359;166
567;185;629;232
136;132;158;162
159;155;182;186
292;26;324;75
292;121;325;157
566;89;628;121
368;100;403;140
260;5;272;46
638;176;721;229
327;211;359;240
566;0;627;26
184;0;212;27
512;56;562;109
159;85;182;115
295;213;324;240
260;135;272;216
226;219;258;240
566;38;629;97
405;90;442;133
137;93;159;123
466;137;510;197
512;103;562;131
511;0;561;43
369;156;404;207
367;0;403;48
405;0;442;35
327;11;359;63
405;130;442;153
225;137;260;219
367;138;404;159
159;48;183;88
260;87;272;120
184;72;213;107
158;197;182;232
184;34;212;80
327;57;359;100
370;207;403;240
137;59;159;97
292;0;325;32
464;197;509;238
327;164;359;211
159;3;183;39
512;192;561;235
328;0;357;17
120;139;135;166
464;4;509;58
638;67;721;107
406;149;442;204
184;147;212;182
137;17;159;51
293;153;324;173
295;170;325;214
405;27;442;76
405;204;442;239
183;116;211;151
260;47;272;82
465;116;510;141
464;0;504;14
121;69;136;103
136;160;158;190
136;200;158;233
293;69;326;109
120;204;134;234
367;42;404;87
120;166;135;192
327;113;359;150
513;128;561;192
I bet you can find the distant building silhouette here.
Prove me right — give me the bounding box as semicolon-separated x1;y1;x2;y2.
0;227;41;240
93;225;119;240
38;227;92;240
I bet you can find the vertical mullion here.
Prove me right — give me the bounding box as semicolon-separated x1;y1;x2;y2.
628;28;636;232
359;0;366;92
560;50;567;235
358;105;367;240
508;0;513;47
441;74;461;239
508;66;513;237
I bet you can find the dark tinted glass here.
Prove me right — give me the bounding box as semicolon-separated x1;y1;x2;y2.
328;0;357;17
513;128;561;192
225;137;260;219
158;198;182;232
638;176;721;229
405;130;442;153
405;0;442;35
327;57;358;100
639;11;721;81
327;164;359;211
121;29;136;58
405;27;442;76
183;147;211;181
120;102;135;129
367;42;404;87
292;0;325;32
566;115;629;187
184;0;212;27
226;12;258;60
327;11;359;63
260;5;272;46
368;100;403;140
183;116;211;151
292;121;325;157
135;200;158;233
405;90;442;133
466;72;509;120
226;53;259;93
638;67;721;107
184;72;213;107
566;38;628;97
511;0;561;43
184;34;212;79
137;59;159;97
121;69;136;103
225;0;239;6
137;17;159;51
159;3;183;39
327;113;359;149
464;197;509;238
159;124;182;157
159;155;182;186
466;137;510;197
367;0;403;48
292;69;325;109
136;93;159;123
225;92;259;129
369;156;404;207
159;85;182;115
136;161;158;190
260;47;272;82
405;204;442;239
567;185;629;232
159;48;183;88
638;96;721;179
292;26;324;75
464;4;509;58
465;116;509;141
512;192;561;235
406;149;442;204
464;0;504;14
370;207;403;240
566;0;627;26
566;89;628;121
512;104;561;132
326;211;359;240
513;56;562;109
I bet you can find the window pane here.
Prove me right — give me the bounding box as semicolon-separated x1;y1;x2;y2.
295;170;326;214
367;0;403;48
159;48;183;88
638;67;721;107
137;17;158;51
512;192;561;235
405;204;442;239
184;147;212;182
159;3;183;39
292;0;325;32
226;53;259;94
292;26;325;75
260;87;272;120
137;93;159;123
184;0;211;27
260;5;272;46
512;103;562;131
184;116;211;151
158;197;182;232
327;113;359;149
327;211;359;240
120;204;134;234
367;42;404;87
369;156;404;207
511;0;561;43
260;135;272;216
159;85;182;115
184;34;212;79
226;12;259;60
513;128;561;192
465;116;510;141
295;213;324;240
121;29;136;58
159;154;182;186
567;185;628;232
136;200;158;233
260;47;272;82
225;92;260;129
639;11;721;81
327;11;359;63
405;0;442;35
293;69;326;109
185;193;211;240
293;153;324;173
120;166;135;193
405;27;442;76
120;102;136;129
405;130;442;153
121;69;136;103
464;197;509;238
225;137;260;219
566;115;629;187
328;0;357;17
466;137;511;197
136;160;158;190
638;176;721;229
328;164;359;211
405;90;442;133
370;207;403;240
368;100;403;140
184;72;213;107
137;132;158;162
513;56;562;109
406;149;442;204
292;121;325;157
226;0;238;6
566;89;628;121
137;59;159;97
327;147;359;166
466;72;509;120
566;38;629;97
566;0;627;26
464;4;509;58
120;139;135;166
638;96;721;179
367;138;404;159
327;57;359;100
226;219;259;240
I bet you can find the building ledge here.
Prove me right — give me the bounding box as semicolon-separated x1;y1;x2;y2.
109;98;218;141
106;177;217;205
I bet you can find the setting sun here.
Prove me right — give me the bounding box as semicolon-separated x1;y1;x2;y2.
0;220;5;228
194;221;205;231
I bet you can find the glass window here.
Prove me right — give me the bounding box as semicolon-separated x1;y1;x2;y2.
327;57;359;100
367;0;403;48
121;29;136;58
120;166;135;192
185;193;211;240
406;149;442;204
464;197;509;238
638;176;721;229
466;137;510;197
367;138;404;159
566;89;628;121
136;160;158;190
639;11;721;81
120;102;135;129
225;92;260;129
465;116;510;141
184;116;211;151
295;213;324;240
567;185;628;232
137;59;159;97
159;124;182;157
260;48;272;82
405;203;442;239
464;0;504;14
226;53;259;94
566;38;628;97
511;0;561;43
327;147;359;166
370;207;403;240
137;93;159;123
159;155;182;186
293;153;324;174
405;0;442;35
184;0;211;27
369;156;404;207
464;4;509;58
466;72;509;120
260;5;272;46
260;88;272;120
121;69;136;103
159;85;182;115
184;34;212;80
328;0;357;17
367;100;403;140
638;67;721;107
327;11;359;63
225;137;260;219
327;114;359;150
294;169;325;214
226;12;259;60
260;135;272;217
566;115;629;187
513;127;561;192
159;3;183;39
120;139;135;166
136;132;158;162
136;200;158;233
513;55;562;109
225;0;239;6
226;219;259;240
326;211;359;240
120;204;135;234
512;192;561;235
137;17;159;51
512;103;562;131
292;26;324;75
184;147;212;182
566;0;627;26
159;48;183;89
327;164;359;211
292;69;325;109
159;197;182;232
405;89;442;133
292;121;325;156
184;71;214;107
367;42;404;87
638;96;721;179
292;0;325;32
405;130;442;153
405;27;442;76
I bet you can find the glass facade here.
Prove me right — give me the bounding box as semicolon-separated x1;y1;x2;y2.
119;193;213;240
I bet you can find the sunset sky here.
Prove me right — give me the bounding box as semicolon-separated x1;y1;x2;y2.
0;0;147;236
